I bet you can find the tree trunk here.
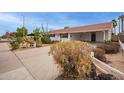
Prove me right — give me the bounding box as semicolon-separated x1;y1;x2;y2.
114;27;116;35
119;19;120;33
122;19;124;32
123;18;124;32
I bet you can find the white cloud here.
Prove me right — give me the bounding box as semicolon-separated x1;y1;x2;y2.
0;13;22;24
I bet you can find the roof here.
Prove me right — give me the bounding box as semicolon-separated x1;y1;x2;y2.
27;33;34;36
49;22;113;34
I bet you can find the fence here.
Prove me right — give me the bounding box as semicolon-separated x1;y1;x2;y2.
91;52;124;80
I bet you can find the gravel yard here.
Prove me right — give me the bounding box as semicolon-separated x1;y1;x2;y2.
105;51;124;73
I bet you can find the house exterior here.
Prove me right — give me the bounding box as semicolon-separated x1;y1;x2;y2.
49;22;113;42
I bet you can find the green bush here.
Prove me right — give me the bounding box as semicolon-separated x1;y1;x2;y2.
49;41;96;80
10;41;19;50
94;48;106;62
41;36;51;44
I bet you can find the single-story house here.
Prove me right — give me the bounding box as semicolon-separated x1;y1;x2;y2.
49;22;113;42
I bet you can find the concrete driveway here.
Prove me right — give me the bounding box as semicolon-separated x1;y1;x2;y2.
0;42;59;80
15;46;59;80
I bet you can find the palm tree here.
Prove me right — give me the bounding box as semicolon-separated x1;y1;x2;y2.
120;15;124;32
112;19;117;35
118;16;121;33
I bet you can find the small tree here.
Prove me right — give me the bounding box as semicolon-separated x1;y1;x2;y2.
9;27;28;50
15;27;28;38
33;28;42;47
33;28;41;42
41;32;51;44
49;41;96;80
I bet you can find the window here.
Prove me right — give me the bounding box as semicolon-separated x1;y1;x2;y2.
60;33;68;38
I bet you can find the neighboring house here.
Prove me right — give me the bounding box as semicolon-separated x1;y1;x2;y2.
5;32;13;38
27;33;34;38
49;22;113;42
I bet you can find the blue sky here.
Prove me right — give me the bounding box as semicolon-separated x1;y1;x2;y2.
0;12;124;35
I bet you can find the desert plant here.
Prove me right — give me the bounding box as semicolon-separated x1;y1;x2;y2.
10;40;19;50
15;27;28;38
36;41;42;47
97;42;120;54
49;41;96;80
111;35;119;42
105;40;112;44
41;35;51;44
94;48;106;62
41;32;51;44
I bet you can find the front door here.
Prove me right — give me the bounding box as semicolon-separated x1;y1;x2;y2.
91;32;96;42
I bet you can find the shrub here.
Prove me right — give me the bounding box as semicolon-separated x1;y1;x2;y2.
94;48;106;62
41;36;51;44
97;42;120;54
95;73;117;80
49;41;97;80
36;41;42;47
105;40;112;44
111;35;119;42
10;40;19;50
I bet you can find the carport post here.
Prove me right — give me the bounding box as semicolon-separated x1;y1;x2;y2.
68;33;70;40
103;31;106;41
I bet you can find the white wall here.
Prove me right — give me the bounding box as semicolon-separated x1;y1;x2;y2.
50;30;112;42
50;34;69;41
50;34;60;41
81;33;91;41
108;29;112;41
70;32;91;41
70;33;81;40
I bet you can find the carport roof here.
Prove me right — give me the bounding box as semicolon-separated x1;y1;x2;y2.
49;22;113;34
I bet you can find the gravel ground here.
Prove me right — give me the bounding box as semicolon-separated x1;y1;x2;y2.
105;51;124;73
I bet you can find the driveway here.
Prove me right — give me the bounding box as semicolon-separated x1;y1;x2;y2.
0;42;59;80
14;46;59;80
0;43;33;80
